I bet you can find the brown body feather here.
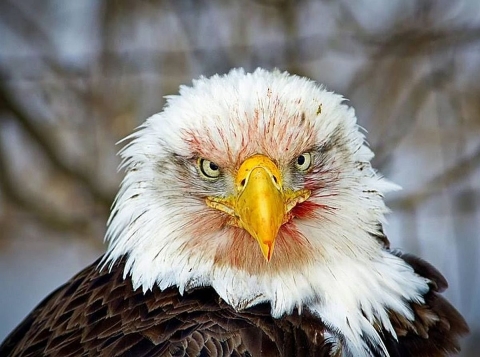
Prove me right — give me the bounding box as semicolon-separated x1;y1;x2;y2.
0;252;468;357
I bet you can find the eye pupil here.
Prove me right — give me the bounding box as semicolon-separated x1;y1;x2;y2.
209;162;219;171
297;155;305;166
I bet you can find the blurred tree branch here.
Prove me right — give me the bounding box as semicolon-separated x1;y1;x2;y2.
0;130;90;233
0;80;114;207
389;143;480;210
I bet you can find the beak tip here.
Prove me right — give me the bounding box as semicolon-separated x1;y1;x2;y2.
260;242;274;262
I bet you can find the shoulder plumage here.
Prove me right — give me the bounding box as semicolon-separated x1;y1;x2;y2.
0;256;336;357
383;251;469;356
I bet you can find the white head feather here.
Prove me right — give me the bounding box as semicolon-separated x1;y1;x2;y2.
104;68;429;356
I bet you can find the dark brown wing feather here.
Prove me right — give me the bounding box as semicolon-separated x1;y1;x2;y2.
0;256;334;357
383;251;469;357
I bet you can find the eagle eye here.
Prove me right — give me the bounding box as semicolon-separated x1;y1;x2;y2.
295;152;312;172
198;158;221;179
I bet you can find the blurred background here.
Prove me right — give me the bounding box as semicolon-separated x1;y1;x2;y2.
0;0;478;355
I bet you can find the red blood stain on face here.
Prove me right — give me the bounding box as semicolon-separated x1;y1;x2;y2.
291;201;321;220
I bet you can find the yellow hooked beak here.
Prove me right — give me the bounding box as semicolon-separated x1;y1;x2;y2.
206;154;310;261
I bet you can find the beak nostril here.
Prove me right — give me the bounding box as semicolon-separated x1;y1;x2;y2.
240;179;246;187
272;175;278;184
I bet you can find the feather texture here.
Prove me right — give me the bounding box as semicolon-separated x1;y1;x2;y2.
0;257;335;357
0;252;467;357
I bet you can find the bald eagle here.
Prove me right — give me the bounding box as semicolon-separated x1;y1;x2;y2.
0;69;468;356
